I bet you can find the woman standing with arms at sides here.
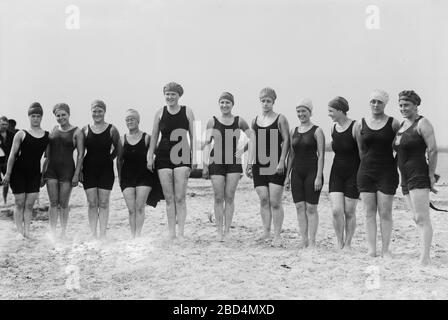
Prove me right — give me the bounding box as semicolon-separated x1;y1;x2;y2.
246;88;290;247
393;91;437;266
147;82;196;241
82;100;121;240
43;103;84;240
327;97;360;250
3;103;49;239
355;90;400;258
117;109;154;239
202;92;251;241
285;98;325;249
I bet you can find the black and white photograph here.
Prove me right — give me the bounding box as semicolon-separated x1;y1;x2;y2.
0;0;447;304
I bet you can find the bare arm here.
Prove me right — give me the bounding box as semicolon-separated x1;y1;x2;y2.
202;118;214;167
285;128;295;187
315;127;325;178
72;128;85;185
110;125;121;161
419;118;438;191
186;107;197;168
278;115;290;165
116;135;125;182
238;117;251;154
147;109;162;171
245;119;256;178
354;121;365;160
3;131;25;183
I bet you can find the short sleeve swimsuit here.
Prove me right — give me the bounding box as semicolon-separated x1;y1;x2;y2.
290;125;322;204
120;132;154;191
329;121;360;199
155;106;191;170
82;124;115;190
10;130;49;194
393;116;430;194
357;117;399;195
209;116;243;176
252;114;286;188
44;127;77;182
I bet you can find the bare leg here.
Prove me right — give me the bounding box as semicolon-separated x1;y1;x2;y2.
344;197;358;249
98;189;111;239
269;183;284;245
85;188;99;238
223;173;241;236
409;189;433;266
306;203;319;248
158;169;176;240
58;181;73;239
377;191;394;258
46;179;60;236
135;186;151;237
361;192;377;257
173;167;190;240
3;184;9;204
13;193;26;236
295;201;308;248
210;175;225;241
23;192;39;239
123;188;137;238
255;186;271;240
330;192;345;249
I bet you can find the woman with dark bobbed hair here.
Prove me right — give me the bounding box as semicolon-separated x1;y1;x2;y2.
393;90;438;266
3;103;49;239
43;103;84;240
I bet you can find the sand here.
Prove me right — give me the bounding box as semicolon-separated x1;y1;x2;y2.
0;177;447;300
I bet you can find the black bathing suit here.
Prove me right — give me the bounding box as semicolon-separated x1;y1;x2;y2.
393;116;430;194
120;132;154;191
357;117;399;195
82;124;115;190
209;116;243;176
252;114;286;188
44;127;77;182
155;106;191;170
290;125;322;204
329;121;360;199
10;130;49;194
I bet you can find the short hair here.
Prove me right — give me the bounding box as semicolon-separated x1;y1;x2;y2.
0;116;8;122
8;119;16;126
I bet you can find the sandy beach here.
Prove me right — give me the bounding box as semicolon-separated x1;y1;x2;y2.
0;176;447;300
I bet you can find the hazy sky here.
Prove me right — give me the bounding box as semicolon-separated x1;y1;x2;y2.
1;0;447;145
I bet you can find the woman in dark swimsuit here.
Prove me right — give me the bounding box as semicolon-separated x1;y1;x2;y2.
117;109;154;239
202;92;250;241
43;103;84;240
285;98;325;249
355;90;400;258
246;87;290;247
147;82;196;241
3;103;49;239
327;97;360;250
393;90;438;266
82;100;121;239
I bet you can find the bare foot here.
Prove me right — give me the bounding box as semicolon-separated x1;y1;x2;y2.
15;233;25;241
367;250;377;257
382;251;393;260
256;232;271;242
298;240;309;249
271;236;284;248
420;256;431;266
177;235;187;242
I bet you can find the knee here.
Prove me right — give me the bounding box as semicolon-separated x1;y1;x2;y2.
332;206;344;218
25;202;34;211
174;195;186;206
164;194;175;205
88;200;98;209
224;194;234;205
259;197;270;208
306;205;318;215
295;202;306;212
414;214;429;227
214;194;224;205
135;203;145;214
15;200;25;211
98;200;109;209
49;198;59;207
270;199;282;210
379;210;392;222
